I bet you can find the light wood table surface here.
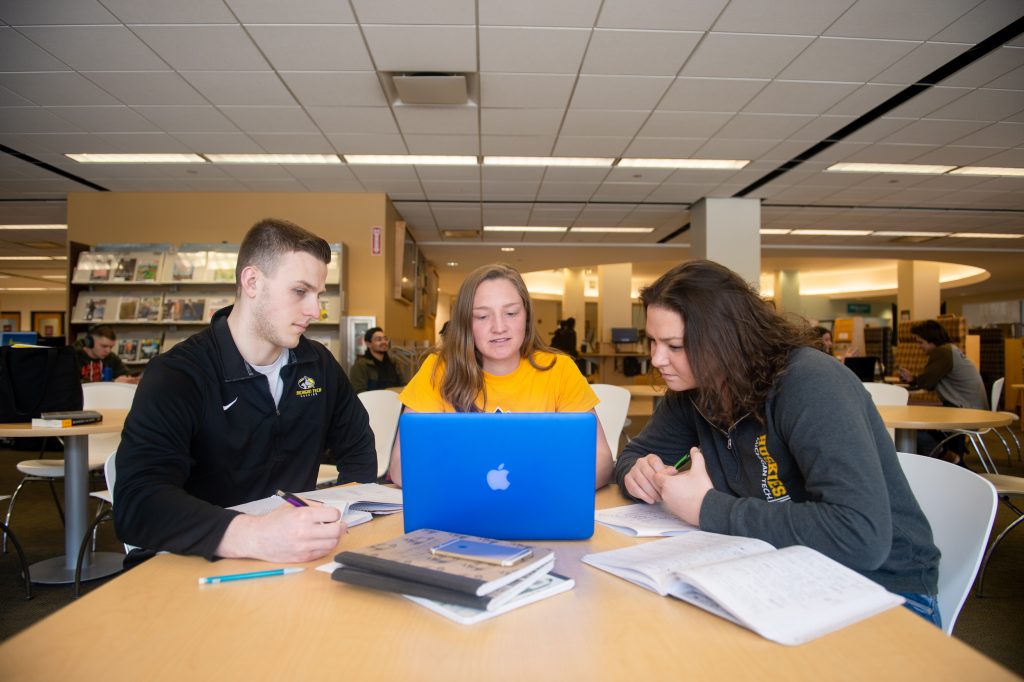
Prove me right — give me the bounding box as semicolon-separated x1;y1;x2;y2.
0;486;1013;681
0;408;127;583
624;383;668;417
875;405;1013;454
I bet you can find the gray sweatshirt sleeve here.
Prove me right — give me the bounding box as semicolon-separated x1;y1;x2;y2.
614;393;700;496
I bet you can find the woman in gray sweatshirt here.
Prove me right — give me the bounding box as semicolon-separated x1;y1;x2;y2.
615;260;941;627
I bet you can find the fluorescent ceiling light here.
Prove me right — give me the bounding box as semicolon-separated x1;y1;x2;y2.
617;158;749;170
569;227;654;233
825;162;955;174
0;224;67;230
343;155;477;165
949;232;1022;239
483;156;614;167
43;275;67;279
790;229;874;236
872;231;951;238
205;154;341;164
445;261;459;267
500;247;515;252
0;287;59;291
66;153;206;163
760;228;792;235
483;226;568;233
0;256;63;261
949;166;1024;177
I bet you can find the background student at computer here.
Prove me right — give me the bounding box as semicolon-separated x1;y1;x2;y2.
616;260;942;628
389;263;613;489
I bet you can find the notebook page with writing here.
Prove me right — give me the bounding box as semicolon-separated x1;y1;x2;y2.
595;503;698;537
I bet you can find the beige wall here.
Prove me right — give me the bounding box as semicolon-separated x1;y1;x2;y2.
66;192;433;346
0;292;67;332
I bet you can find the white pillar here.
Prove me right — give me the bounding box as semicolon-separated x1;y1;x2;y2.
597;263;632;349
561;268;586;328
774;269;801;315
897;261;940;321
690;198;761;288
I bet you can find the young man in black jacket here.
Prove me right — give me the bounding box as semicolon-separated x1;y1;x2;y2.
114;219;377;564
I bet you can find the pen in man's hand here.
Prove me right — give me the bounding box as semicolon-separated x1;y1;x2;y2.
673;453;691;470
276;490;309;507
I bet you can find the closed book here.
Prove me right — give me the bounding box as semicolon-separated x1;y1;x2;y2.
334;528;554;597
332;560;554;611
33;410;103;427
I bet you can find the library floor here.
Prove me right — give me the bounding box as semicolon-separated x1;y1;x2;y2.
1;442;1023;675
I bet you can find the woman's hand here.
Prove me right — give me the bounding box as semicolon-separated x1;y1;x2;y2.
623;453;670;503
654;447;713;526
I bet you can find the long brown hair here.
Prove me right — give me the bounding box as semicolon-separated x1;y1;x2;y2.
434;263;556;412
641;260;813;425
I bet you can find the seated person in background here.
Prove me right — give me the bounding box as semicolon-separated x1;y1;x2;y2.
549;317;579;358
812;326;833;354
114;218;377;565
390;263;613;489
617;260;941;627
74;324;138;384
898;319;988;464
349;326;406;393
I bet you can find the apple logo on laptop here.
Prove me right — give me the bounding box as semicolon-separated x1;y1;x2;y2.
486;464;510;491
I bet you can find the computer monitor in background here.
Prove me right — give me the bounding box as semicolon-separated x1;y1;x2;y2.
611;327;639;344
0;331;38;346
843;356;879;382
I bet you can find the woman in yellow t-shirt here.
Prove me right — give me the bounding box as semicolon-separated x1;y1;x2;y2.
391;263;613;488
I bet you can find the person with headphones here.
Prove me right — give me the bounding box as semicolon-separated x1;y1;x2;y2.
74;324;138;384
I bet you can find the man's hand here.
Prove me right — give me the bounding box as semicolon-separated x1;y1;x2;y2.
217;504;347;563
654;447;713;526
897;367;913;382
623;453;670;503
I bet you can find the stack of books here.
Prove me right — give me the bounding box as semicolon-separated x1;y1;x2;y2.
32;410;104;428
332;529;574;624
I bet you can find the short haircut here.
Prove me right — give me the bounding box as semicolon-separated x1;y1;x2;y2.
235;218;331;285
364;326;384;344
90;324;116;341
910;320;951;346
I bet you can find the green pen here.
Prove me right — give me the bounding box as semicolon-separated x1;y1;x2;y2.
673;453;691;469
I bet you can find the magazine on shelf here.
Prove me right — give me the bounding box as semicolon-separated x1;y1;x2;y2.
118;297;139;321
164;296;206;322
80;253;116;283
117;338;139;361
110;254;137;282
318;295;341;322
204;296;234;322
206;251;238;283
138;338;161;360
136;295;163;322
169;251;207;282
74;293;113;323
132;253;162;282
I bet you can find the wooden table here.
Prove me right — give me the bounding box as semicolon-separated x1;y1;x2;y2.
625;384;668;417
580;352;648;383
875;405;1013;455
0;408;127;584
0;487;1013;681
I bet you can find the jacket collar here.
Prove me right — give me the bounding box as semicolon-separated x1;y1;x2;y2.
211;305;316;382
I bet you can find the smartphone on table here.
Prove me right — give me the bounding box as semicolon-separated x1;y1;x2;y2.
430;538;533;566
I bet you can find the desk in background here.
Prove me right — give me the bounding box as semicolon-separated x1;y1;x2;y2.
875;405;1013;455
580;352;648;384
0;486;1013;681
0;408;127;584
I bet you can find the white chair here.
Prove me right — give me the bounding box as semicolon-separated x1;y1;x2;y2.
591;384;631;459
0;495;31;599
896;452;997;635
317;389;403;486
863;382;909;443
975;471;1024;597
3;382;136;554
987;378;1021;465
76;451;125;597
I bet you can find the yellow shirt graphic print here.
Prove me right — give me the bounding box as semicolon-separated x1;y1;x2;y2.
755;434;790;502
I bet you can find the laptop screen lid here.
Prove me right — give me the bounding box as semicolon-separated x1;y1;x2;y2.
399;412;596;540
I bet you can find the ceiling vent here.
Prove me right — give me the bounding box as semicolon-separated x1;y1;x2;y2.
388;72;474;106
441;229;480;239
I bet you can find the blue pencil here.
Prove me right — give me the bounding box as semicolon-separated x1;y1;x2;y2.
198;567;304;585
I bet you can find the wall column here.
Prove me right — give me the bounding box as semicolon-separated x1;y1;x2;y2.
597;263;632;348
561;268;586;328
897;260;941;321
774;269;801;315
690;197;761;288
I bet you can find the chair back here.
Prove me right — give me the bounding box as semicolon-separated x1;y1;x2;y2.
82;382;138;468
357;390;403;478
591;384;630;458
991;377;1004;412
104;451;117;501
896;452;997;635
863;383;908;442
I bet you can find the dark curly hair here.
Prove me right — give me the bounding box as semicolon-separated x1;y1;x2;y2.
640;260;815;426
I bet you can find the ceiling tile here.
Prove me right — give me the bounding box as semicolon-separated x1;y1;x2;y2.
714;0;856;34
83;71;207;106
779;37;919;81
479;74;576;109
842;116;913;142
597;0;728;30
362;25;476;72
927;88;1024;121
0;1;116;24
933;0;1024;43
480;0;601;27
327;133;408;154
940;45;1024;87
659;77;768;112
481;167;546;182
173;132;263;152
535;181;601;200
393;106;478;135
225;0;353;22
790;114;855;140
824;0;984;40
346;165;421;183
553;135;632;156
95;132;193;152
885;85;972;118
218;106;319;133
0;72;120;106
623;137;705;156
283;163;356;180
0;86;33;107
248;133;336;152
279;72;388;107
7;132;107;154
605;167;675;182
694;137;780;158
880;118;990;145
481;109;564;135
742;81;860;115
130;25;269;71
985;63;1024;89
840;143;934;162
543;167;611;181
17;26;167;70
826;83;904;115
181;71;295;106
299;178;367;192
247;25;372;71
870;41;973;85
561;109;649;136
353;0;474;24
570;75;673;109
481;181;541;199
947;121;1024;146
480;135;557;155
581;30;701;76
404;134;480;155
135;106;239;132
99;0;236;23
909;144;1010;165
591;183;657;201
481;204;534;223
639;111;733;137
681;33;815;78
305;106;399;134
46;106;160;133
479;27;591;74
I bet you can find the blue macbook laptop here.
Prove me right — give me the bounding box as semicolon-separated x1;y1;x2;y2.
399;412;597;540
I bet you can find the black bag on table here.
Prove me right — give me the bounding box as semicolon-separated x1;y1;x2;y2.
0;345;83;424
